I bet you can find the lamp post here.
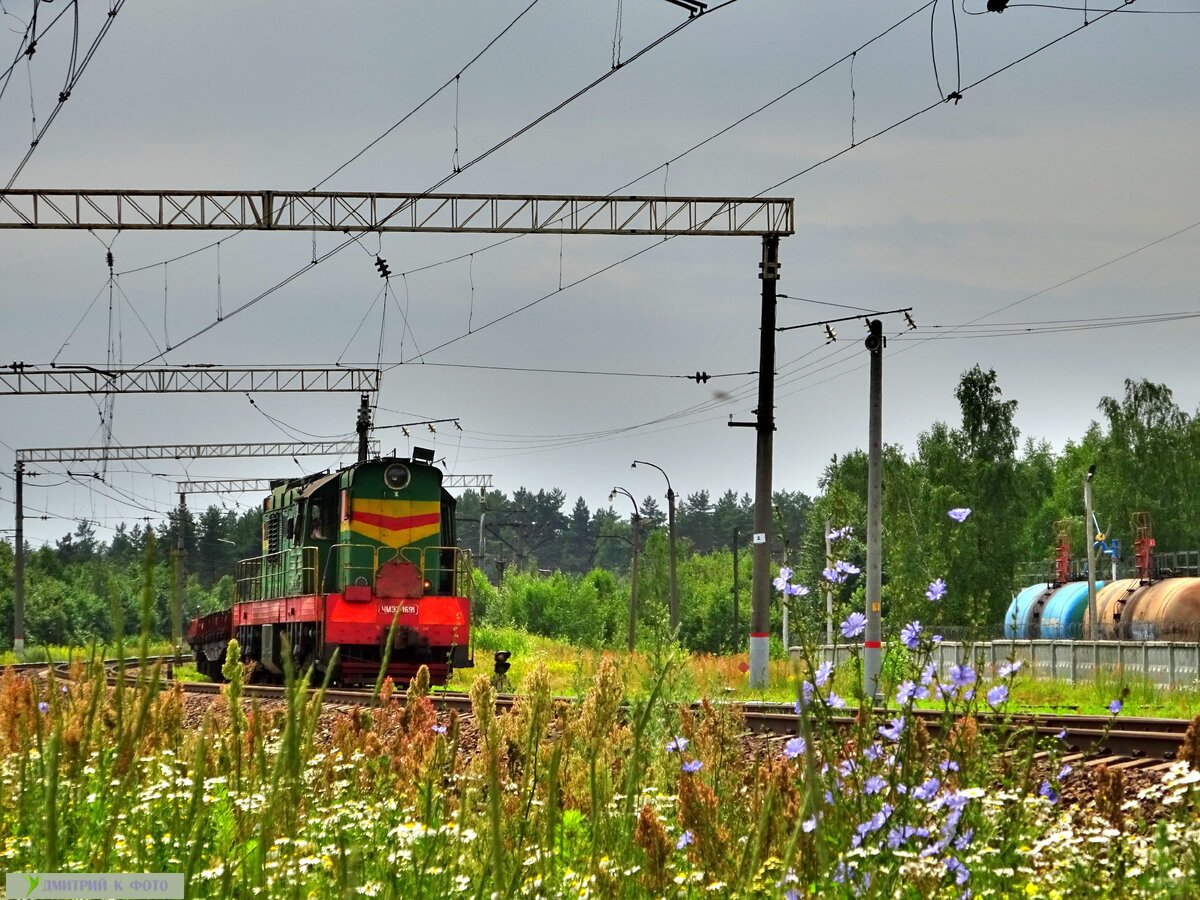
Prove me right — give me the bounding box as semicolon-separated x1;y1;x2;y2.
632;460;678;633
610;487;641;652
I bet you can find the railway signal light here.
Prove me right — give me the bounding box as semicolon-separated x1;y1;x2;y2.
494;650;511;677
375;255;391;279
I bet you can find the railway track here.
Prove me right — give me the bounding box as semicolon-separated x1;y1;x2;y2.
11;657;1188;766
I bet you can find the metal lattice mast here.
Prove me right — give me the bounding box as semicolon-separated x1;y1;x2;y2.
0;190;793;236
0;366;378;395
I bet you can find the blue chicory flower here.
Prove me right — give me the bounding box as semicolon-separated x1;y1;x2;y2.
946;856;970;885
835;560;861;576
1058;764;1072;780
823;566;845;584
926;578;948;602
912;777;941;802
813;661;834;687
666;736;688;753
432;724;447;735
947;508;972;523
896;680;918;705
920;661;937;686
825;691;846;709
772;566;794;591
999;659;1023;677
785;582;810;597
783;737;806;759
38;701;49;714
800;681;815;706
954;828;975;851
879;716;905;742
900;620;923;650
1039;780;1058;803
801;817;817;834
864;775;886;795
1108;699;1123;715
986;684;1009;708
677;830;694;849
681;759;703;773
827;525;853;541
841;613;867;639
949;664;976;688
939;759;960;773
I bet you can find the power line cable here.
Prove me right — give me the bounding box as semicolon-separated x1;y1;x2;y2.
128;4;736;367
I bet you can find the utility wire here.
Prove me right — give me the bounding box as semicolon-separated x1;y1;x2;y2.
113;0;543;278
5;0;126;191
128;3;736;367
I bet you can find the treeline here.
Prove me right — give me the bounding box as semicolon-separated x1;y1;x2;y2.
4;372;1200;652
0;507;262;647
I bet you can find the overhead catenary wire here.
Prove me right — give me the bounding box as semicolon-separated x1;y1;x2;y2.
126;3;733;368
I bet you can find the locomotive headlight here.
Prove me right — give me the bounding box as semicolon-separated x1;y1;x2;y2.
384;463;411;491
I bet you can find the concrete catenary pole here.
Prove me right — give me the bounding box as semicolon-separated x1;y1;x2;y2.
748;236;780;688
864;319;885;700
1084;465;1098;640
13;461;24;654
173;491;187;649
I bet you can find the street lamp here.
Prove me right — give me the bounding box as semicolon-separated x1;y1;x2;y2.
632;459;678;633
610;486;641;653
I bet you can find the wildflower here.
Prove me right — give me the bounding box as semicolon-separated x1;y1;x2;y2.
945;856;970;885
432;724;447;735
801;817;817;834
900;621;923;650
666;736;688;754
681;760;703;773
813;661;834;687
841;613;867;639
896;680;918;705
948;664;975;688
836;560;861;576
785;891;801;900
920;661;937;686
798;681;814;708
947;508;972;523
864;775;886;795
939;759;960;773
838;759;857;778
1058;764;1072;780
998;659;1023;677
862;742;882;762
677;830;694;849
783;737;806;759
823;567;845;584
1038;780;1058;803
879;717;905;742
926;578;948;602
772;566;794;591
1056;729;1067;740
827;525;853;541
912;777;941;802
931;634;943;644
37;701;49;714
986;684;1009;708
825;691;846;709
1108;699;1123;715
784;582;810;597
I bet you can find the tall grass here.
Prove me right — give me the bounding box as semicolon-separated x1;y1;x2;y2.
3;554;1200;896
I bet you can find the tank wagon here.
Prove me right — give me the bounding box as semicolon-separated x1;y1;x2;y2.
186;451;473;684
1009;513;1200;641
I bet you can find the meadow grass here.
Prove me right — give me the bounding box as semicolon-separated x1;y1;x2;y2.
3;622;1200;897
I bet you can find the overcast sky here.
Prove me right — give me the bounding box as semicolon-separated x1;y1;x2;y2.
1;0;1197;547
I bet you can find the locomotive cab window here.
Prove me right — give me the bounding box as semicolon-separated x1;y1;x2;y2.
384;463;411;491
